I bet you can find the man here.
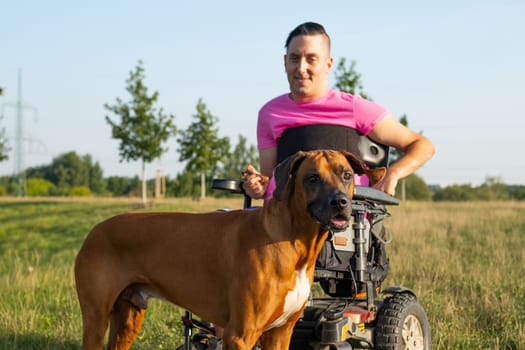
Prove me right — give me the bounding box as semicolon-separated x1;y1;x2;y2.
243;22;434;199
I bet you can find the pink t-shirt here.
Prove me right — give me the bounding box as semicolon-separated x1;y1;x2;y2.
257;89;389;201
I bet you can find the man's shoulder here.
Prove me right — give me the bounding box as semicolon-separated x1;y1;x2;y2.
327;89;354;102
261;93;289;107
259;93;291;114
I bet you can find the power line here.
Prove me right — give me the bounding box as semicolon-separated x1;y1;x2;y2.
1;69;38;196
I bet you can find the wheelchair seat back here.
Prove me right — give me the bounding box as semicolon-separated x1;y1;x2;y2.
277;124;390;168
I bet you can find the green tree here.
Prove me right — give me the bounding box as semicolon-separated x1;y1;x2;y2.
83;154;106;194
506;185;525;200
388;114;408;163
478;176;509;201
0;175;15;195
178;98;230;199
433;184;478;201
387;115;429;200
105;60;176;204
106;175;140;197
401;174;433;201
30;151;89;188
333;58;371;99
218;135;259;179
49;151;90;188
170;170;200;197
0;116;9;162
26;151;106;195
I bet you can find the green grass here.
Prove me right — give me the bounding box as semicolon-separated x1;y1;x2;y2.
0;198;524;349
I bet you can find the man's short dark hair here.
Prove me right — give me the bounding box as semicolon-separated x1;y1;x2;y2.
285;22;331;50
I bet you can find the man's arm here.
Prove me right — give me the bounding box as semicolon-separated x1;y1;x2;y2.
367;114;435;195
242;147;277;199
259;147;277;178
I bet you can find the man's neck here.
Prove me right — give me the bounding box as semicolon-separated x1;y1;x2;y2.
289;88;330;102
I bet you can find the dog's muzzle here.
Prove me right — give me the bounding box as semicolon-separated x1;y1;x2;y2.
309;191;352;232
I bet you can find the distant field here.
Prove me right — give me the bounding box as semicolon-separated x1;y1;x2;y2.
0;197;524;349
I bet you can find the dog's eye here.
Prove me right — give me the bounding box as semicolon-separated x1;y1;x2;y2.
306;174;320;184
343;172;353;181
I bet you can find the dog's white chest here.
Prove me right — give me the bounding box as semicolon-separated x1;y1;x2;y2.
266;265;310;330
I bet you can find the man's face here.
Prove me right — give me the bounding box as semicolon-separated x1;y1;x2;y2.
284;34;333;102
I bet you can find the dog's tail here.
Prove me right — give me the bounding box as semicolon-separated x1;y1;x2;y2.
107;294;146;349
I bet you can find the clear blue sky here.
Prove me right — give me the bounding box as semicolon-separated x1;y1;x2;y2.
1;0;524;186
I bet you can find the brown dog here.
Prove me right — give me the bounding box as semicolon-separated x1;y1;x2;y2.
74;150;385;350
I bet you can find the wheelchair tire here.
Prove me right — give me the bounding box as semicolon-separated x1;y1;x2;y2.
175;333;219;350
374;292;431;350
175;346;200;350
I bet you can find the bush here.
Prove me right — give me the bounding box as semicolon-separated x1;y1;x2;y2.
48;185;92;197
70;186;92;197
26;178;55;196
0;185;6;196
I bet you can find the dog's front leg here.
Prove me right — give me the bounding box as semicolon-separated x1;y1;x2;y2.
258;321;296;350
222;317;261;350
221;327;262;350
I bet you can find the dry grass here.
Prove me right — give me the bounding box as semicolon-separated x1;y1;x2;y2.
385;201;525;349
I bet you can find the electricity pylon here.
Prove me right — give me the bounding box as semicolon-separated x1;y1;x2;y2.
1;69;38;196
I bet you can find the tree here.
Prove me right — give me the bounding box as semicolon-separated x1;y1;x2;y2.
0;88;8;162
26;151;106;195
506;185;525;200
477;176;509;201
105;60;176;204
401;174;433;200
333;58;371;99
0;116;9;162
178;98;230;199
218;135;259;179
388;114;408;163
106;175;140;197
170;170;200;197
78;154;107;194
432;178;511;202
51;151;90;188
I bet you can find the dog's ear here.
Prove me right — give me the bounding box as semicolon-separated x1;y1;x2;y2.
342;151;386;185
273;151;307;201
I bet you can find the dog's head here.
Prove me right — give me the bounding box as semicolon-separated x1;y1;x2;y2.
273;150;386;232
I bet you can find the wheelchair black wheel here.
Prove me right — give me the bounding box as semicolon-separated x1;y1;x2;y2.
175;342;210;350
175;345;200;350
374;292;431;350
175;333;220;350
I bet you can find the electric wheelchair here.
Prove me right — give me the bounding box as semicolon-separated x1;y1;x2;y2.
178;125;431;350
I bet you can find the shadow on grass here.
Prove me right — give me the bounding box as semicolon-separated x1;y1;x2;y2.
0;332;184;350
0;332;81;350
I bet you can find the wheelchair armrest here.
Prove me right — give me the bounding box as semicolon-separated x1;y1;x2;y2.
212;179;253;208
211;180;399;206
211;179;244;194
353;186;399;205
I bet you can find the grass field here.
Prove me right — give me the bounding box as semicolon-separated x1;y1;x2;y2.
0;197;524;349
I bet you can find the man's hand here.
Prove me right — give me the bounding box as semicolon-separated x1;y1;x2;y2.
371;169;398;196
242;165;269;199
